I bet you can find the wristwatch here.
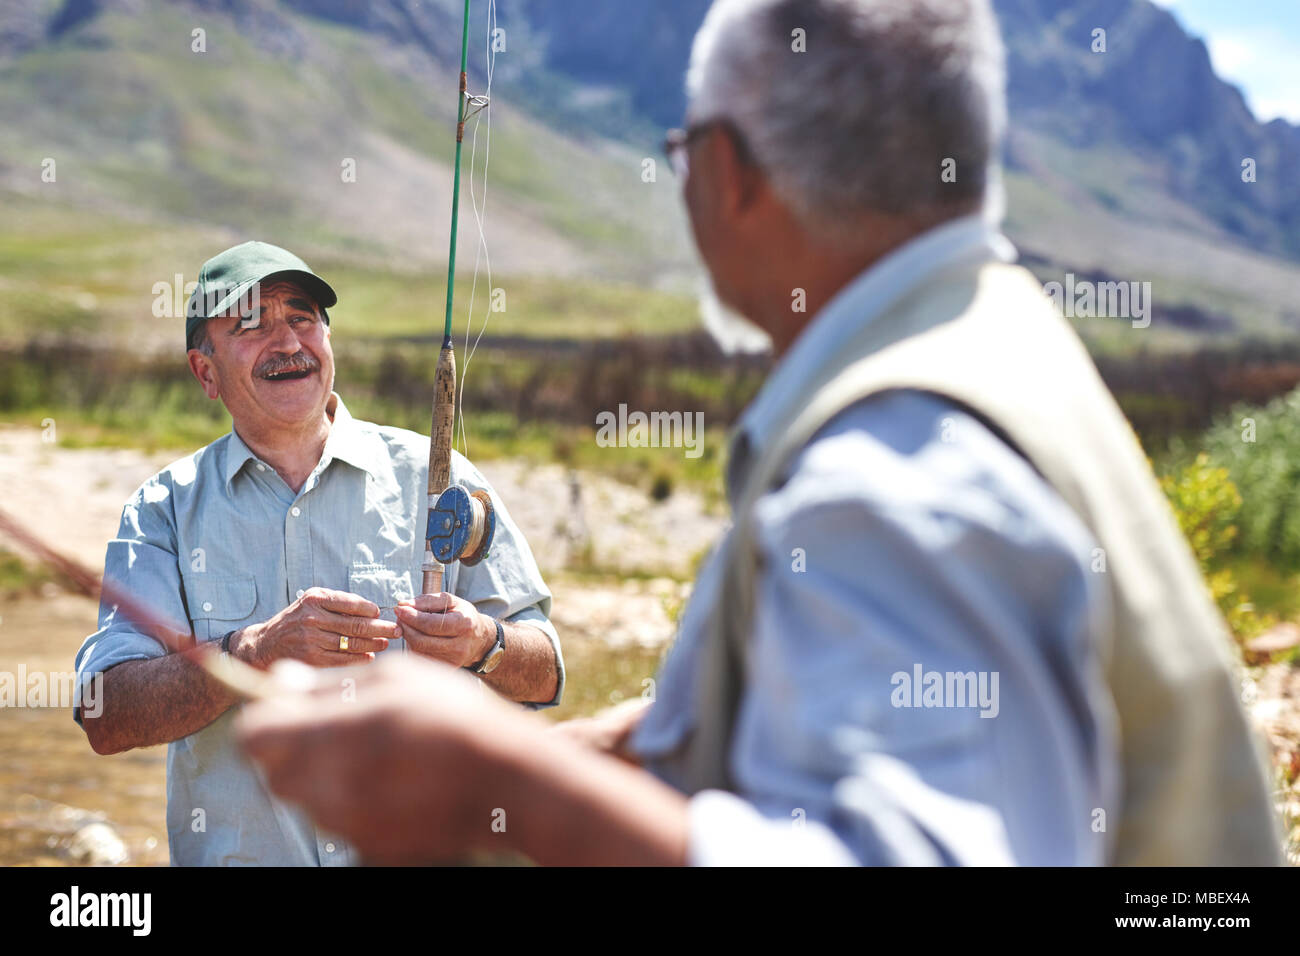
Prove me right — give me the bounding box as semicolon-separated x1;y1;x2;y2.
470;618;506;675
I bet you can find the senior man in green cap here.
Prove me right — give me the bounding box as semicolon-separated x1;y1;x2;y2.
74;240;564;866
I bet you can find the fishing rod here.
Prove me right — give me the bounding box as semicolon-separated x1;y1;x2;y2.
422;0;496;598
0;505;282;700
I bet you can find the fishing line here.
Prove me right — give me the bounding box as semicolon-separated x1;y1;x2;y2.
456;0;497;461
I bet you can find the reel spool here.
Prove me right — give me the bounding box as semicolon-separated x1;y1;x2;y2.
426;485;496;566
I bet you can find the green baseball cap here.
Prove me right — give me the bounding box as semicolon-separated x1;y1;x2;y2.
185;241;337;351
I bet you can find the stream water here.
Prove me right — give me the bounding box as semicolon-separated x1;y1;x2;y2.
0;593;167;866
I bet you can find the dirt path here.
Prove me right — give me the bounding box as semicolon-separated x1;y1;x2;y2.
0;420;722;655
0;423;726;579
0;425;180;571
1245;661;1300;863
0;418;723;645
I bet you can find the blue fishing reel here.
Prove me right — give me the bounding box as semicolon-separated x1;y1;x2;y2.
426;485;496;566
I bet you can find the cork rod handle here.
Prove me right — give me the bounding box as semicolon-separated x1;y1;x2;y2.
423;341;457;595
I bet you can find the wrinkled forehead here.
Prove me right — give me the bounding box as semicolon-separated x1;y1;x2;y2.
213;277;321;319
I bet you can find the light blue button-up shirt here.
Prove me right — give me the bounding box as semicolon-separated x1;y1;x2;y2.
75;394;564;866
632;216;1120;865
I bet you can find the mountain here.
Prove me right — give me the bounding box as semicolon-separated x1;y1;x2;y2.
0;0;701;351
994;0;1300;260
1;0;1298;350
509;0;1300;262
502;0;1300;343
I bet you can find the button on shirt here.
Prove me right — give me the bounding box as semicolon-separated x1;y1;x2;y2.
74;394;564;866
631;216;1120;865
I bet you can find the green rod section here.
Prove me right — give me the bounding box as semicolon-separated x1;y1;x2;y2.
442;0;473;344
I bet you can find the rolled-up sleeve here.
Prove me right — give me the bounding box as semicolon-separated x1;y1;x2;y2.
450;454;565;709
505;606;565;710
684;392;1117;865
74;479;184;725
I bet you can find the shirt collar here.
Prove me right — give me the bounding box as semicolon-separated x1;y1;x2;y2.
222;392;378;491
726;214;1016;501
319;393;379;475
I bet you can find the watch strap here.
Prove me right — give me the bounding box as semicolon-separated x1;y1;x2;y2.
472;618;505;674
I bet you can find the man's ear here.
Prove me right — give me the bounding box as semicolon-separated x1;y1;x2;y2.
187;349;221;400
701;126;766;223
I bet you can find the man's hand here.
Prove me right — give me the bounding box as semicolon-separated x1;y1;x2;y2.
237;655;689;866
238;655;523;863
233;587;400;669
393;592;495;669
548;698;652;764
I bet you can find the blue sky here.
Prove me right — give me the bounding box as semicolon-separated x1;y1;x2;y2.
1150;0;1300;123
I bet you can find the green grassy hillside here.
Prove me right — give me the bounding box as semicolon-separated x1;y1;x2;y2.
0;0;697;350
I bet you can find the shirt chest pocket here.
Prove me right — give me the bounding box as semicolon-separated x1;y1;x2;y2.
348;567;415;628
183;573;259;643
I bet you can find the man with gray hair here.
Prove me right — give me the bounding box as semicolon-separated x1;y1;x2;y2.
75;240;564;865
236;0;1280;865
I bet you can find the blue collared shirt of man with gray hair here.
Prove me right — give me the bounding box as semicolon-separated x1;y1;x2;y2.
632;216;1119;865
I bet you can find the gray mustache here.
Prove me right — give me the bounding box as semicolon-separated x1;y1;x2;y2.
256;353;320;377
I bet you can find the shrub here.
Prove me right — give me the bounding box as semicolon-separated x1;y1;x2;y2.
649;469;674;502
1159;453;1270;642
1192;388;1300;572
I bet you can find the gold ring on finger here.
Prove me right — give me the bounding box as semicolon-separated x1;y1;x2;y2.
339;635;349;652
